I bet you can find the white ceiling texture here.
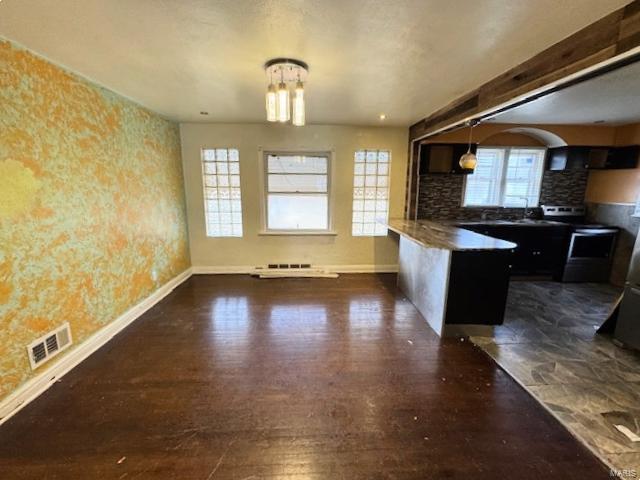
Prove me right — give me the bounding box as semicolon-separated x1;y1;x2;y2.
492;60;640;125
0;0;630;126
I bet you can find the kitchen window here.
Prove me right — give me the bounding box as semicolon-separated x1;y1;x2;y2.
463;147;546;208
352;150;391;236
263;152;332;233
201;148;243;237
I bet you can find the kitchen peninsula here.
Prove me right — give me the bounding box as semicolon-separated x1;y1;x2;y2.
386;219;516;337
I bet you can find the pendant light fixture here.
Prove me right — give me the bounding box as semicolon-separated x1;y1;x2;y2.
264;58;308;126
459;119;479;170
276;71;290;123
292;79;305;126
265;73;277;122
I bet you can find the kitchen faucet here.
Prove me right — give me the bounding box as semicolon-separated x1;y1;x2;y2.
520;197;530;219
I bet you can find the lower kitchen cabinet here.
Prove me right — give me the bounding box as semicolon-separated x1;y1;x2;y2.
461;224;570;277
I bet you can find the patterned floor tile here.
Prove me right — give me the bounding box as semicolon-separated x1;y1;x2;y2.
471;280;640;474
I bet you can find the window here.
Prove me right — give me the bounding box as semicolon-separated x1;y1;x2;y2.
352;150;390;236
201;148;243;237
264;153;331;232
463;147;545;208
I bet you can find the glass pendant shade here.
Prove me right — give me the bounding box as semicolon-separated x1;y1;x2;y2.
292;81;305;126
459;121;478;170
459;150;477;170
265;84;277;122
276;82;290;122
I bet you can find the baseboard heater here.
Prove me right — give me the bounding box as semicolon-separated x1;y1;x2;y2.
252;264;338;279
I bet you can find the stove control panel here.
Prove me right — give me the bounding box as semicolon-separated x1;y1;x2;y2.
541;205;586;217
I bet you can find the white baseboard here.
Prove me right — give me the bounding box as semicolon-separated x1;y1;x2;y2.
0;267;193;426
192;264;399;274
326;264;399;273
192;265;253;274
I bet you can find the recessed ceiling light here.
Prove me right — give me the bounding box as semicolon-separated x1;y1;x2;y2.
200;111;209;116
379;113;386;121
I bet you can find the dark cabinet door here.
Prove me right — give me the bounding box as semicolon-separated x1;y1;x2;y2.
531;229;568;276
423;144;454;173
459;224;569;276
546;147;569;170
505;229;535;274
545;145;640;171
585;147;611;169
546;146;588;170
608;145;640;169
420;143;477;174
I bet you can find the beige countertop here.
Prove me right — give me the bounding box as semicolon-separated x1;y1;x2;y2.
386;218;517;251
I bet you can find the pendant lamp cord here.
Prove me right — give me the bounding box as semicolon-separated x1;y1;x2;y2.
466;119;479;153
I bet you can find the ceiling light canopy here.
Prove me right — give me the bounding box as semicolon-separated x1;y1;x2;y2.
264;58;308;126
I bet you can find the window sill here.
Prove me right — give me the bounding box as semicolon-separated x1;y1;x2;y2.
258;230;338;236
463;205;501;209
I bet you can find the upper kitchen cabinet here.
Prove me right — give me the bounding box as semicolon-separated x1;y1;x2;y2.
546;146;587;170
546;145;640;171
419;143;478;174
608;145;640;169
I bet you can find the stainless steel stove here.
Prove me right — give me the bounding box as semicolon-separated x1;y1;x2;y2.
541;205;618;282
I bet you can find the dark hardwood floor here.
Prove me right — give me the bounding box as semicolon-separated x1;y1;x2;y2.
0;274;609;479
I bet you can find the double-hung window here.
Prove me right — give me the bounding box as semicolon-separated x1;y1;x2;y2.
202;148;243;237
264;152;331;232
463;147;546;208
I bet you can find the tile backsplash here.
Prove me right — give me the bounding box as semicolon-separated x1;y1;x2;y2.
417;170;589;220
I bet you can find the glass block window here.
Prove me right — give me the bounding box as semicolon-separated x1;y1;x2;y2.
352;150;391;236
201;148;243;237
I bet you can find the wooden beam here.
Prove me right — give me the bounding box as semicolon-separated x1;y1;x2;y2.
405;0;640;220
409;0;640;141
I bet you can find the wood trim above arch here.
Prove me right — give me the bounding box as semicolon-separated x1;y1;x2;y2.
410;1;640;142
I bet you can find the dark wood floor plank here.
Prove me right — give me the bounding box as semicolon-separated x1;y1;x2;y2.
0;274;608;479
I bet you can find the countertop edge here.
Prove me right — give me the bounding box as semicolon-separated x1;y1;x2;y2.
385;219;517;252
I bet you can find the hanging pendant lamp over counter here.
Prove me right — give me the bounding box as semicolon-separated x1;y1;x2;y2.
264;58;308;126
459;119;480;170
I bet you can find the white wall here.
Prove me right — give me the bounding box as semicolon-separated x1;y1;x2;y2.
180;123;408;269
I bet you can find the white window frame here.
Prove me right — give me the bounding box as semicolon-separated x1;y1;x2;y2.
259;150;335;235
201;147;243;238
462;146;546;208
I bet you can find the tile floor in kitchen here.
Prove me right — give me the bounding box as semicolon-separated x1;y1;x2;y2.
472;280;640;475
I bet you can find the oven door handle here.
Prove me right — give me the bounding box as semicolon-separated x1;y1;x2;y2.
573;229;618;235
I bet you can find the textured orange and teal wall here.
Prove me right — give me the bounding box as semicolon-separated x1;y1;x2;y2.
0;38;190;401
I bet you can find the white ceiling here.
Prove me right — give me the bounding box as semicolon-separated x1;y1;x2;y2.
490;60;640;125
0;0;630;126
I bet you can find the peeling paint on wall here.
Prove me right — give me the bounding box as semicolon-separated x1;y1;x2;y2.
0;39;190;401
